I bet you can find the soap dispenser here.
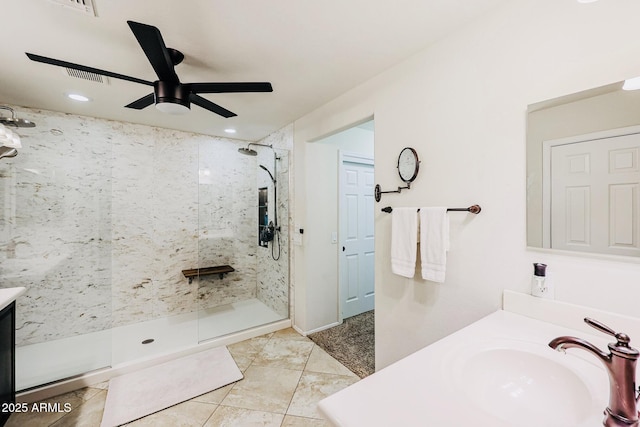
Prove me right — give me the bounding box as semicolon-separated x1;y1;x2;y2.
531;263;554;299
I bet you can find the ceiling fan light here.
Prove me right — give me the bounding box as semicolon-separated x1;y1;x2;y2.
154;81;191;114
155;101;190;115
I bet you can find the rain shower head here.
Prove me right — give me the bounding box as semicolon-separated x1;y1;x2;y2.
0;106;35;128
238;142;272;157
238;147;258;156
259;164;276;184
0;147;18;159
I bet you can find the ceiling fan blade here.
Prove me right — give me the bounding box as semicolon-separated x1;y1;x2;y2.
127;21;179;84
26;53;153;86
190;94;237;118
125;93;155;109
189;82;273;93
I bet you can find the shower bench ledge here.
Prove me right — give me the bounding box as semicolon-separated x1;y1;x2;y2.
182;265;235;283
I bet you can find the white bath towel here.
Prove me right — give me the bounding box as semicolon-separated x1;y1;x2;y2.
419;207;450;283
391;207;418;278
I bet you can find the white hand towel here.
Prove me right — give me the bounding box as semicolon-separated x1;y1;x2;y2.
391;207;418;278
419;207;450;283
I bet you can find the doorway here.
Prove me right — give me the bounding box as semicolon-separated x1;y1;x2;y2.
312;119;375;320
339;153;375;319
308;119;375;376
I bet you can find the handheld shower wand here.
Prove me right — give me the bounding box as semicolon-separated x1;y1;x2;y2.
259;164;276;184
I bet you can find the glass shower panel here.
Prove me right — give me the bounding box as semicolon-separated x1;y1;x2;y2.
197;142;289;343
0;114;112;390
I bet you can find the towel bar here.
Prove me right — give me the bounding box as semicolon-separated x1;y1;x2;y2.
381;205;481;214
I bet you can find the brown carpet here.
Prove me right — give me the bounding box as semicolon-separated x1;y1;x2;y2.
308;310;374;378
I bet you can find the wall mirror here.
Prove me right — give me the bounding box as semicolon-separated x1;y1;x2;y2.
374;147;420;202
397;147;420;183
527;77;640;258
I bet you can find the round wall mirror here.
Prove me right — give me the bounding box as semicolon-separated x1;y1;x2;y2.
397;147;420;183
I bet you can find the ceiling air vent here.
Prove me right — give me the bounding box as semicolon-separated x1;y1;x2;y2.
49;0;98;17
64;67;110;84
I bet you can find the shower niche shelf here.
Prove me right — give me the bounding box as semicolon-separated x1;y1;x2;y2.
181;265;235;283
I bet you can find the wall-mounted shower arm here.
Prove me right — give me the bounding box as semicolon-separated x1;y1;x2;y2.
0;106;36;128
248;142;272;150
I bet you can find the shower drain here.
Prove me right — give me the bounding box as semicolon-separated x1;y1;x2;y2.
141;338;155;344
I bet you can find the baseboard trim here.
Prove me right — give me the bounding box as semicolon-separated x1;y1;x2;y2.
298;321;342;336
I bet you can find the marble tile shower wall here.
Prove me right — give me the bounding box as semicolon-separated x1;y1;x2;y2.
254;125;292;318
0;110;113;346
0;106;291;346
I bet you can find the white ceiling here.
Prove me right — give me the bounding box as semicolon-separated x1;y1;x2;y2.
0;0;506;141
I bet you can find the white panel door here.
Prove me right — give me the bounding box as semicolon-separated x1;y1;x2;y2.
340;158;375;319
551;133;640;256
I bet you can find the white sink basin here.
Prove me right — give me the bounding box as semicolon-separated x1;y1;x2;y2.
453;343;604;427
319;310;613;427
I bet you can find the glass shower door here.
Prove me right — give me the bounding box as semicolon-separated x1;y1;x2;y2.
0;114;112;390
196;141;289;343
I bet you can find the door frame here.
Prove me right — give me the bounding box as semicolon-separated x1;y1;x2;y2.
338;150;374;323
542;124;640;248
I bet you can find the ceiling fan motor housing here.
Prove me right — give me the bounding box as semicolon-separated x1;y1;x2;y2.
154;80;190;111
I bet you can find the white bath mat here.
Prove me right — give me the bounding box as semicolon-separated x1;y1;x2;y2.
100;346;242;427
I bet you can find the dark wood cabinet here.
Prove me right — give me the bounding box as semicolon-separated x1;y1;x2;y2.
0;302;15;427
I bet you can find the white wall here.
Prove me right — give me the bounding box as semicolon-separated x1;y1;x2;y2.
293;0;640;369
316;125;375;157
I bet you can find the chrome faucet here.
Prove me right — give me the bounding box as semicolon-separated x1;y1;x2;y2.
549;318;640;427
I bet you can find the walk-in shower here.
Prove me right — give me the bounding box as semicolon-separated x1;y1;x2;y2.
0;106;290;392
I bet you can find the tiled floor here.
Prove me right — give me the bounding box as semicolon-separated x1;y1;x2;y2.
6;328;359;427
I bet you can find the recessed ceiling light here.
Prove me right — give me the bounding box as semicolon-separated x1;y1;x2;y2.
577;0;598;3
67;93;90;102
224;128;237;134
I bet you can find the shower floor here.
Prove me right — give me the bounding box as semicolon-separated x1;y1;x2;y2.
16;298;284;391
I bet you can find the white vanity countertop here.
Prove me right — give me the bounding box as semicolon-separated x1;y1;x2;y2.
318;309;615;427
0;287;26;311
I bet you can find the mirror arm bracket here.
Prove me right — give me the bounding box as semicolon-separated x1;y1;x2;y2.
375;182;411;202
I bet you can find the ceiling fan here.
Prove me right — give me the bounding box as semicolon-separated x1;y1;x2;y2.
26;21;273;117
